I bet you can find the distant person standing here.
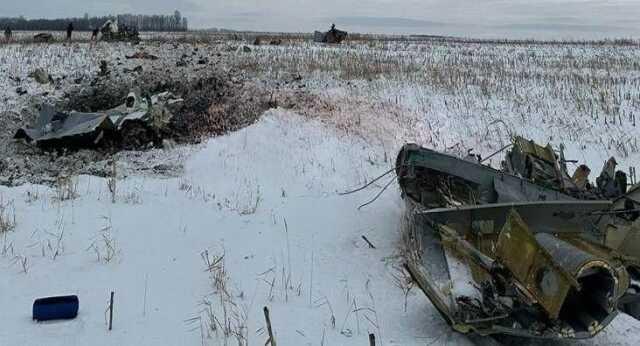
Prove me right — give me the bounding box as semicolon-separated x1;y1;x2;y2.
4;26;11;42
66;22;74;41
91;28;99;41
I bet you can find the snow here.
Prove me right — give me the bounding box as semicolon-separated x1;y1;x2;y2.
2;109;639;345
2;37;640;345
240;40;640;177
0;110;477;345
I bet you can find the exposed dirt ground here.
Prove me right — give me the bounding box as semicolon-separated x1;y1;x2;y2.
0;42;280;186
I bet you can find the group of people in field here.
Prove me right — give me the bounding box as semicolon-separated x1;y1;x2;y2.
3;22;102;43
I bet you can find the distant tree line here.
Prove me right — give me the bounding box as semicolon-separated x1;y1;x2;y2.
0;10;188;31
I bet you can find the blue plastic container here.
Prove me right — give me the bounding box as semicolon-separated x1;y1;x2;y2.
32;295;79;321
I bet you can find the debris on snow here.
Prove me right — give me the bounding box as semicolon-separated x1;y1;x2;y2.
125;51;159;60
397;140;640;339
32;295;79;322
33;33;53;43
28;68;51;84
14;91;184;150
314;24;348;44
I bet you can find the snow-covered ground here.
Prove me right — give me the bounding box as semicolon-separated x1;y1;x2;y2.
237;40;640;175
2;110;640;346
1;36;640;345
0;111;453;345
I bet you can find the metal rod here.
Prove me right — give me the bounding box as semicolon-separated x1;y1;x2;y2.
357;175;396;210
589;208;640;216
109;291;114;331
480;144;513;163
339;167;396;196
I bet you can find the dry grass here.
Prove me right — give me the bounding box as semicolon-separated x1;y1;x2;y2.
195;249;248;346
217;182;262;216
229;38;640;164
53;175;79;201
0;198;16;234
87;216;119;263
107;160;117;204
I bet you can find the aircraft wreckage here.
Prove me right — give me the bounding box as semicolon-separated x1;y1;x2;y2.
314;24;348;44
15;91;183;150
395;137;640;339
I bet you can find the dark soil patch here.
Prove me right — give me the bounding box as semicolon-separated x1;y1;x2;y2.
61;67;271;150
1;63;272;186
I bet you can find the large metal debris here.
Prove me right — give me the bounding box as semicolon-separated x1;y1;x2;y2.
33;33;53;43
14;91;183;150
100;19;140;43
313;24;348;44
28;68;51;84
502;136;629;200
396;137;640;340
125;51;158;60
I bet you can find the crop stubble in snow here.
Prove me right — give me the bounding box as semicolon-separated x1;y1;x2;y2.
0;34;640;345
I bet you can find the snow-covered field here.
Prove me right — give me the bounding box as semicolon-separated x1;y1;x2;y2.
0;110;475;346
235;40;640;174
1;35;640;345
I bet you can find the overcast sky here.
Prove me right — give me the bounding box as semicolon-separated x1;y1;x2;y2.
4;0;639;39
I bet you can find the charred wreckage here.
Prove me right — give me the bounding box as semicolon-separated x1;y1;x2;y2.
15;91;183;151
394;137;640;340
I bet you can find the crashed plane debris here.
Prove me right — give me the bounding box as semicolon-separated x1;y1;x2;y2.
15;91;183;150
100;19;140;43
29;68;52;84
396;137;640;340
502;136;629;200
313;24;348;44
33;33;53;43
125;51;158;60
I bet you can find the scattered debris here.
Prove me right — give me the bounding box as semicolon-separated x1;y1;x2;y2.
33;33;53;43
596;157;628;198
396;139;640;340
98;60;110;76
123;65;143;73
2;44;272;187
33;295;79;321
28;68;51;84
125;51;159;60
251;37;281;46
503;136;628;199
101;20;140;43
14;91;183;150
361;235;376;249
314;24;348;44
